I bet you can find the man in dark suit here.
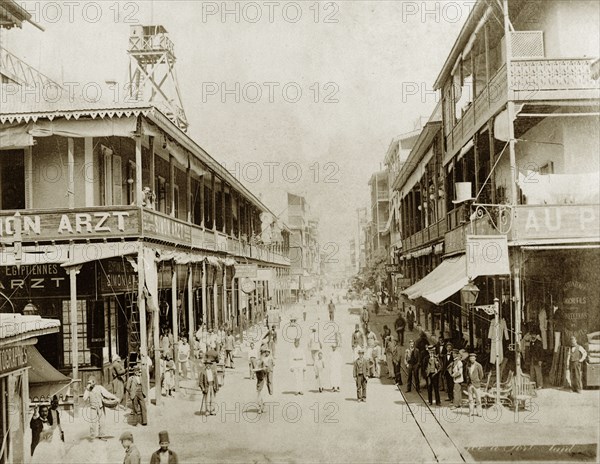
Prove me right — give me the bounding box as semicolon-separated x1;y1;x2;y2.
126;366;148;426
353;348;369;402
405;340;421;393
422;345;441;406
441;342;455;401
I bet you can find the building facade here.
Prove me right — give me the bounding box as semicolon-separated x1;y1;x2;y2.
397;0;599;386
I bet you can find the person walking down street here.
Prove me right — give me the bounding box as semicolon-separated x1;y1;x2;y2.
225;330;236;368
303;304;307;322
405;340;421;393
361;306;370;332
248;341;259;379
290;338;306;395
126;366;148;426
406;307;416;332
371;340;382;378
119;431;141;464
150;430;178;464
351;324;365;360
382;325;392;350
422;345;441;406
328;300;336;322
329;345;342;392
442;342;455;402
263;326;278;360
567;335;587;393
366;326;377;348
83;376;117;440
466;353;484;417
385;336;396;379
353;348;369;402
314;351;326;392
178;338;191;380
111;355;126;404
393;338;404;386
395;313;406;346
308;328;323;365
255;347;275;412
198;350;220;416
450;350;464;409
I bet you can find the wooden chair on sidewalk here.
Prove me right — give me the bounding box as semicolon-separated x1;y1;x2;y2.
511;373;537;412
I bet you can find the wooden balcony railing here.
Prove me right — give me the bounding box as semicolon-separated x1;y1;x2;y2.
401;218;447;252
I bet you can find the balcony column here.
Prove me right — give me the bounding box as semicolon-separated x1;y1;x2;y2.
211;175;217;231
221;182;227;234
223;265;228;327
488;122;497;204
169;155;176;217
200;175;205;228
186;157;192;223
135;136;143;206
67;138;75;208
149;136;155;195
137;244;149;395
84;137;94;207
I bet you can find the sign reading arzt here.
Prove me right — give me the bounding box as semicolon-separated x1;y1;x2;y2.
0;211;139;242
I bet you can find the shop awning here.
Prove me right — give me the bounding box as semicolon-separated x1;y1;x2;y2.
402;254;469;305
27;345;74;401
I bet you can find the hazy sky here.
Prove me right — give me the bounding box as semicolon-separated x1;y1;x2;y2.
5;1;470;266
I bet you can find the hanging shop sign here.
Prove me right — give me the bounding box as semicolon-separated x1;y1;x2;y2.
466;235;510;279
234;264;258;279
241;277;256;294
0;209;139;243
0;345;28;376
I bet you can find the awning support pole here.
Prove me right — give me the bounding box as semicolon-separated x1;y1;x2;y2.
172;264;179;390
68;264;82;403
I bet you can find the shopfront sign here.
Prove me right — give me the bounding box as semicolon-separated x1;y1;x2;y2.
514;205;600;241
0;209;139;243
99;259;138;293
0;345;28;376
142;210;191;245
0;263;69;296
561;280;589;333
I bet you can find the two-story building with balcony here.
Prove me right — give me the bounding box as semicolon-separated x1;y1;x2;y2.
0;91;291;388
402;0;599;384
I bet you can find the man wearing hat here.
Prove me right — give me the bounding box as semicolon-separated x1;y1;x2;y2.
289;338;306;395
119;431;141;464
441;342;455;401
353;347;369;402
83;376;118;439
254;346;275;412
150;430;179;464
450;350;465;409
126;366;147;426
198;350;220;415
422;345;442;406
465;352;484;417
111;355;126;404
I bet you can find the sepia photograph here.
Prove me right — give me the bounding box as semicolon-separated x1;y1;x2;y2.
0;0;599;463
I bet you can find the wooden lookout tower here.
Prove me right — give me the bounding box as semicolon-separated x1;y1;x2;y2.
127;25;188;132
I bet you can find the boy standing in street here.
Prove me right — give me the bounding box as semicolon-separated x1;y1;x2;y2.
353;348;369;402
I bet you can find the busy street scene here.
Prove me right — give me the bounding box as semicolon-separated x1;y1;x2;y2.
0;0;599;463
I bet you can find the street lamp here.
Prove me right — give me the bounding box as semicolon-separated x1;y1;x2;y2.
461;281;479;348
